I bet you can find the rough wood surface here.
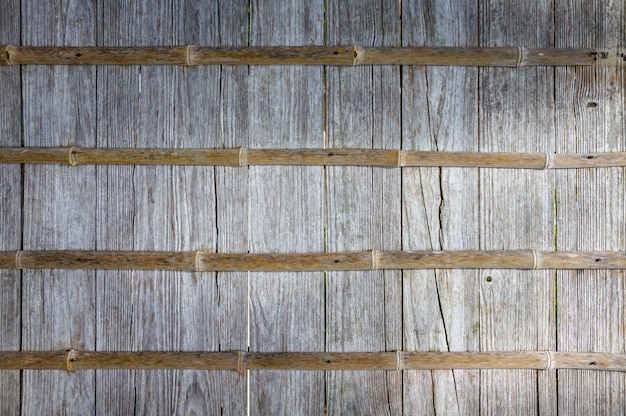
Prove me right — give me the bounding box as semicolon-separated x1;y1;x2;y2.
20;1;97;414
246;1;325;414
0;0;21;412
401;1;481;413
478;1;557;414
2;0;625;413
325;2;402;414
554;0;626;414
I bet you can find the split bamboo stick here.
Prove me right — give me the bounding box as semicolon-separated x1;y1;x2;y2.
2;147;626;169
2;45;612;67
0;350;624;372
2;250;626;271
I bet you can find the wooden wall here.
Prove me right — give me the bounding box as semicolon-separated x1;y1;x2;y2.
0;0;624;413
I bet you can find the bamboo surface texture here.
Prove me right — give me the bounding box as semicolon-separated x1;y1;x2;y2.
2;250;626;271
3;147;626;168
0;350;624;372
2;45;616;66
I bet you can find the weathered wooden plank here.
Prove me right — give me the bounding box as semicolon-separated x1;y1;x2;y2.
325;1;402;414
401;1;480;414
174;1;247;413
210;1;251;415
20;1;97;414
94;1;238;413
0;0;22;412
95;4;173;413
246;1;325;414
554;1;626;413
478;1;557;414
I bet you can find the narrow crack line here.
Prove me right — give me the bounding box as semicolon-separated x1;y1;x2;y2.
18;4;25;412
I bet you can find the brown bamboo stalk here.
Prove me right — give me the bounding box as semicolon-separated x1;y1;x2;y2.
2;250;626;271
0;350;624;372
1;45;602;66
3;147;626;169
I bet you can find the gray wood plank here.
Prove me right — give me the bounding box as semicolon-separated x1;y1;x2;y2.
205;2;251;415
95;4;173;413
20;1;97;414
478;1;557;414
175;1;247;414
325;2;402;414
554;1;626;413
247;1;325;414
95;2;242;414
401;1;480;414
0;0;22;412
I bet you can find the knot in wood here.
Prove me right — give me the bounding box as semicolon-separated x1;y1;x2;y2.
1;45;13;66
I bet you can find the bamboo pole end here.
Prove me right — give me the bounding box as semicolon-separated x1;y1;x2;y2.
545;351;555;370
237;351;246;375
0;45;13;66
65;349;78;371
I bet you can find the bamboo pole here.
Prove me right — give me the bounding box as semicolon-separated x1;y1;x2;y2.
1;45;609;67
2;147;626;169
0;350;624;372
2;250;626;271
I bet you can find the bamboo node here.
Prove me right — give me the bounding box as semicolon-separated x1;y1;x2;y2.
185;45;194;66
14;251;22;269
371;250;380;270
68;146;78;166
545;350;555;370
65;349;78;371
0;45;13;66
237;350;246;375
395;350;403;371
195;247;208;272
397;150;405;167
531;249;538;270
238;146;247;167
352;45;365;65
543;153;554;170
516;47;526;67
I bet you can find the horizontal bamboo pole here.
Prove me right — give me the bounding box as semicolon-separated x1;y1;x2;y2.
0;45;603;66
3;147;626;169
2;250;626;271
0;350;624;372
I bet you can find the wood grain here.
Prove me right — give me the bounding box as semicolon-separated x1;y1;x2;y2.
401;0;481;413
554;0;626;413
201;1;251;415
20;1;97;414
478;1;557;414
94;1;242;413
0;0;21;412
246;1;325;414
95;3;175;413
325;1;402;414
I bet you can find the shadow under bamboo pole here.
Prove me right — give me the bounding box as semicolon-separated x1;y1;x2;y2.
0;350;625;372
2;250;626;271
1;45;609;66
3;147;626;169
